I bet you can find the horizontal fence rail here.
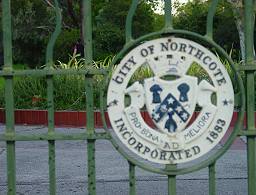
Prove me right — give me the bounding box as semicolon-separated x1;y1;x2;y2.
0;69;107;76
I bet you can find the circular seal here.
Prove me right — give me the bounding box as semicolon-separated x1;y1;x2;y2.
107;37;234;164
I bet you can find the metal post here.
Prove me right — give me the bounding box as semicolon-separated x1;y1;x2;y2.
2;0;16;194
209;163;216;195
85;70;96;195
164;0;173;30
86;77;96;195
166;165;176;195
125;0;139;43
45;0;62;193
83;0;93;64
129;162;136;195
244;0;256;195
47;75;56;195
2;0;13;69
168;175;176;195
5;76;16;195
206;0;219;39
83;1;96;195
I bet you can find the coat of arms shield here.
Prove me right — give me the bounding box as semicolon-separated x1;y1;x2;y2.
144;75;198;135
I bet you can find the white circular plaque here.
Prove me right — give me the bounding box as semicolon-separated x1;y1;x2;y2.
107;37;234;164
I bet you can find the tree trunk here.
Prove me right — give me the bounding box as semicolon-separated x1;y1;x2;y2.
228;0;246;62
228;0;255;62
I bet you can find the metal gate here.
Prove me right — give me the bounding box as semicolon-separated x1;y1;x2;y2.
0;0;255;194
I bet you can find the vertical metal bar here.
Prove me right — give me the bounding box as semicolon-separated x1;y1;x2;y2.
83;1;96;195
85;77;96;195
47;75;56;195
83;0;93;63
48;141;56;195
166;165;176;195
2;0;16;194
205;0;219;39
244;1;256;195
5;77;15;195
164;0;173;30
168;175;176;195
45;0;61;194
209;163;216;195
87;140;96;195
125;0;139;44
45;0;62;66
2;0;13;68
129;162;136;195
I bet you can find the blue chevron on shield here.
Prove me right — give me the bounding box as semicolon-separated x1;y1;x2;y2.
144;76;198;135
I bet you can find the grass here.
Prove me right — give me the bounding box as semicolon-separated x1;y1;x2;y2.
0;64;29;89
0;64;29;108
0;56;113;110
13;64;28;70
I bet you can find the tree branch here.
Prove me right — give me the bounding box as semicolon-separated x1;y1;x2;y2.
43;0;55;8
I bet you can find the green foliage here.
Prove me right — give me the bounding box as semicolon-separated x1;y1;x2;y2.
53;54;87;110
174;0;209;34
0;0;250;110
2;0;160;66
53;75;86;110
0;0;249;66
92;55;113;69
94;24;124;59
94;0;157;59
11;0;54;67
13;64;29;70
153;14;165;31
91;55;114;108
0;78;4;90
1;74;87;111
13;77;47;109
54;29;80;62
0;56;114;110
0;63;28;91
173;0;240;59
56;55;85;70
0;54;246;111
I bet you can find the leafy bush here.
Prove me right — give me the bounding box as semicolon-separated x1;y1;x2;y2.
55;53;86;70
12;0;54;67
0;75;86;111
0;56;113;110
53;75;86;110
0;75;87;111
54;29;80;63
14;77;47;109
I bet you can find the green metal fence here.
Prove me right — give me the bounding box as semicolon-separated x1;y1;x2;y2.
0;0;255;195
